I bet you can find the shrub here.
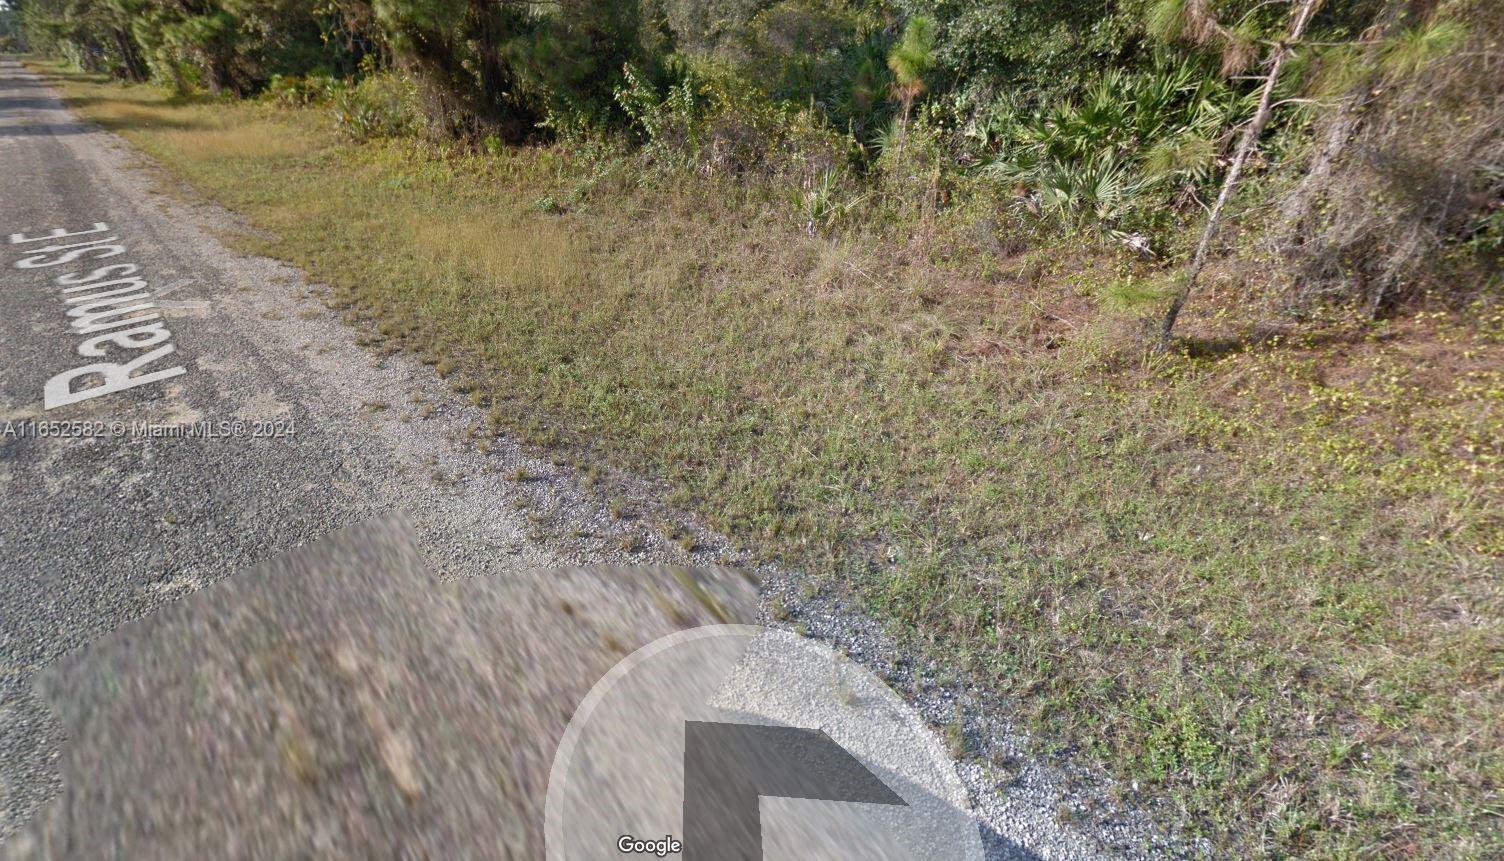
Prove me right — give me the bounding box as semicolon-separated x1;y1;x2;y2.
981;58;1242;242
797;168;868;234
264;73;342;106
1281;3;1504;313
895;0;1143;119
333;71;420;142
616;58;855;183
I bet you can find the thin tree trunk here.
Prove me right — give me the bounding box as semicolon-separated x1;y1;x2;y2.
1278;100;1361;233
1278;0;1408;248
1159;0;1325;347
894;95;912;162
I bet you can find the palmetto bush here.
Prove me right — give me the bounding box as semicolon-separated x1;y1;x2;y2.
332;71;420;142
1029;151;1150;229
797;168;869;234
983;57;1244;239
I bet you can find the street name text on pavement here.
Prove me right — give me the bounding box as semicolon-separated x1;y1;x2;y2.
10;222;189;409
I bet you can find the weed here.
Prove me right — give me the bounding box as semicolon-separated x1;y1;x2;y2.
944;714;967;759
769;595;789;621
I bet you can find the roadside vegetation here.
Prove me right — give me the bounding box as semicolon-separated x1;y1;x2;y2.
11;0;1502;856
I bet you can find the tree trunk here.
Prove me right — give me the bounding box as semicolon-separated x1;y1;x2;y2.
472;1;534;144
112;29;149;83
893;93;912;162
394;1;536;143
1159;0;1326;347
1277;0;1409;251
1277;100;1362;235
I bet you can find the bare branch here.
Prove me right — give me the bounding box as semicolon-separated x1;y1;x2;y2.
1160;0;1326;346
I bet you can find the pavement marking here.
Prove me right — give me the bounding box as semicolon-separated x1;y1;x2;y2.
8;222;192;409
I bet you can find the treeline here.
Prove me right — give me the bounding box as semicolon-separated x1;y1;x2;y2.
13;0;1502;327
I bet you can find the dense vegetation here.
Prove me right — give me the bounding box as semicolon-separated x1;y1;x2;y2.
10;0;1501;323
10;0;1503;857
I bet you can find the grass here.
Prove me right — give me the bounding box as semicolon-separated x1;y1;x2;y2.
34;63;1504;858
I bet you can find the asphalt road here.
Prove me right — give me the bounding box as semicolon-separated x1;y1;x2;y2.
0;58;1158;860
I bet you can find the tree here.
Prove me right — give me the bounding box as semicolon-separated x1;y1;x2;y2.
511;0;668;132
1278;2;1491;314
886;14;933;152
1154;0;1492;340
360;0;537;141
19;0;149;80
659;0;764;54
20;0;357;92
0;4;21;53
1157;0;1325;345
1276;0;1411;240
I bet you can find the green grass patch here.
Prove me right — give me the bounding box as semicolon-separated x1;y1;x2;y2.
36;63;1504;858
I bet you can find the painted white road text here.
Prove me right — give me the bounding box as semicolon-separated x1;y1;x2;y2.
9;222;189;409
